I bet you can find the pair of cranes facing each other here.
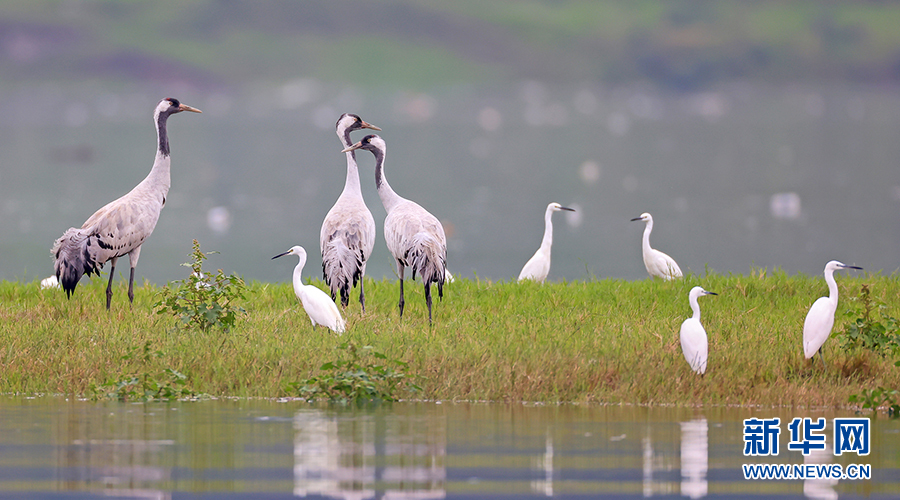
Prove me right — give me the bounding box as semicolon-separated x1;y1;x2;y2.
273;114;447;331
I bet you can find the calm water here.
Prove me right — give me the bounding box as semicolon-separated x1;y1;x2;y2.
0;397;897;499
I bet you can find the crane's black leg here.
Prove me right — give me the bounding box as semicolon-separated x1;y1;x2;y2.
818;349;826;370
105;260;117;310
397;263;405;318
424;282;433;324
359;278;366;313
128;267;136;306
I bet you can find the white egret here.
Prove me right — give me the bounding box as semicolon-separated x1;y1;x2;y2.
803;260;862;368
40;275;60;290
320;113;380;311
272;245;346;334
342;134;447;323
680;286;717;375
52;98;201;309
630;212;683;280
518;202;575;283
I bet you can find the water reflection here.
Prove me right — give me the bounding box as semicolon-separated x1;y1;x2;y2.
0;399;896;498
530;431;553;497
680;418;709;499
293;409;445;499
803;444;838;500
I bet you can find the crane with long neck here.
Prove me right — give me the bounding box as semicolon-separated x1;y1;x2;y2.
52;97;201;309
342;134;447;323
320;113;380;311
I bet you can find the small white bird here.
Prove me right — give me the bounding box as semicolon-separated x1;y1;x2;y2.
631;212;683;280
52;97;201;309
320;113;380;311
40;275;60;290
272;246;346;334
803;260;862;368
518;202;575;283
680;286;717;375
342;134;447;323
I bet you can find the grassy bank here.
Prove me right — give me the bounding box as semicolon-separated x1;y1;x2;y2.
1;270;898;407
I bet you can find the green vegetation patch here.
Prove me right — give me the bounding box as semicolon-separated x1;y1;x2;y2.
0;270;897;408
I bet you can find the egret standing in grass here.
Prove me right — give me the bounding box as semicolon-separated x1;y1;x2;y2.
342;134;447;323
680;286;717;375
630;212;683;280
320;113;380;311
518;202;575;283
273;245;345;334
52;98;201;309
803;260;862;368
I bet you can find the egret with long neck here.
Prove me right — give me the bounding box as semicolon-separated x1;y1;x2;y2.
680;286;717;375
342;134;447;323
518;202;575;283
273;245;345;334
630;212;683;280
52;97;201;309
803;260;862;368
320;113;380;311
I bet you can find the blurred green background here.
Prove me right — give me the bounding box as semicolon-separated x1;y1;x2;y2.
2;1;899;284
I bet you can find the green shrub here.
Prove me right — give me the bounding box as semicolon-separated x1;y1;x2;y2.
90;341;201;402
838;284;900;357
154;239;247;332
289;342;420;403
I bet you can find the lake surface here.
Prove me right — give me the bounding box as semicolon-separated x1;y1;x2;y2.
0;397;897;499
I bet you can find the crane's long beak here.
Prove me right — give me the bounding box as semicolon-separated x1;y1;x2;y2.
361;120;381;131
179;104;202;113
704;291;719;296
630;216;643;221
341;141;363;153
272;250;291;260
559;206;576;212
841;265;863;270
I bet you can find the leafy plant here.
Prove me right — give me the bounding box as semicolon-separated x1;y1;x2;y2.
288;342;420;403
154;239;247;332
838;284;900;357
90;342;201;402
849;383;900;419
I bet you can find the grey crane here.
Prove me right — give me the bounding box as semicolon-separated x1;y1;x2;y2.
342;134;447;323
51;97;201;309
320;113;380;311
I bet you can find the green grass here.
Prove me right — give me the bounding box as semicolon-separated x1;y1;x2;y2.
1;270;897;407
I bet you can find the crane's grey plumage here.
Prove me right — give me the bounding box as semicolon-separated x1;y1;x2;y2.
342;134;447;323
803;260;862;368
51;97;201;309
320;113;380;311
630;212;683;280
273;245;346;334
680;286;717;375
518;202;575;283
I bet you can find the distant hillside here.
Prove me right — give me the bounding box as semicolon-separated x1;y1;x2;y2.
3;1;900;90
